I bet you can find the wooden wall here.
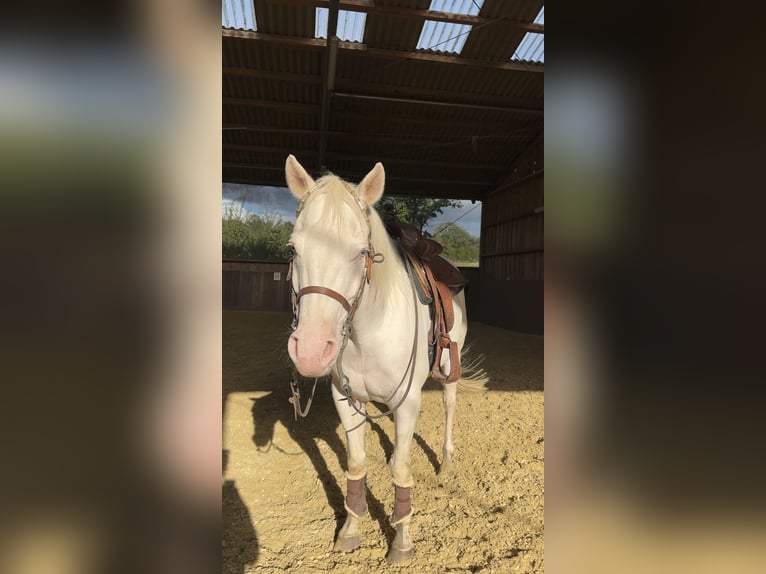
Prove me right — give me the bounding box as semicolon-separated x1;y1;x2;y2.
481;138;544;281
223;260;291;311
223;259;482;316
469;137;544;334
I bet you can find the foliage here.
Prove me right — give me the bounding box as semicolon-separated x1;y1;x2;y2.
221;198;479;264
431;222;480;265
380;196;461;235
222;204;293;260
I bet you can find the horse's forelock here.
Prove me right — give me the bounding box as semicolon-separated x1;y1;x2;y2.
298;176;365;236
297;175;402;302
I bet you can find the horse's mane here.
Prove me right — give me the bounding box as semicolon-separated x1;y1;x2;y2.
366;197;405;305
305;174;404;305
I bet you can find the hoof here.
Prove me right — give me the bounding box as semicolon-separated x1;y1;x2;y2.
333;535;360;553
386;546;414;565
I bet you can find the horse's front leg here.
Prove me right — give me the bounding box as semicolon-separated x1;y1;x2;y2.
331;383;368;553
387;392;422;564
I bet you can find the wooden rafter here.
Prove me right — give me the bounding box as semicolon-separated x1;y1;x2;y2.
223;178;487;199
274;0;544;33
222;29;543;73
223;66;541;109
224;144;508;171
223;124;532;151
223;67;322;84
222;97;320;113
318;0;340;168
223;94;540;118
223;162;488;187
222;99;541;134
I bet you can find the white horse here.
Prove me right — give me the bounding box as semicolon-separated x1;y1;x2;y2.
284;155;486;564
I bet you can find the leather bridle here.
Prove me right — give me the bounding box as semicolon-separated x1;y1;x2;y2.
286;181;422;429
287;182;387;421
287;182;382;337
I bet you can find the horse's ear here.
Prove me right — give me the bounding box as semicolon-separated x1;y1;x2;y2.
358;162;385;205
285;154;316;199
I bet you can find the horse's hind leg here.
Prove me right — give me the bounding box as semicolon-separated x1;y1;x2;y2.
386;393;421;564
331;384;368;553
438;381;457;478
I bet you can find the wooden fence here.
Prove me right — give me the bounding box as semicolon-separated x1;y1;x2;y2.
223;260;292;311
223;260;482;315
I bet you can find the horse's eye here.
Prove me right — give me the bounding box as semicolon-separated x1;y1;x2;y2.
359;249;368;259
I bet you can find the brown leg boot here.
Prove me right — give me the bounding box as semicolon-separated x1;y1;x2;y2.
345;475;368;518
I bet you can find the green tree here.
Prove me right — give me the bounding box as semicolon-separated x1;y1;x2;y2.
222;205;294;260
431;222;480;266
263;214;294;260
380;196;461;235
222;218;256;259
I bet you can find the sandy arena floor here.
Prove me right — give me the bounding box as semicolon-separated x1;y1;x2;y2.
223;311;543;573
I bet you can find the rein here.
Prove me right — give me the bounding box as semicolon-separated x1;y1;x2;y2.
336;264;420;433
287;181;418;425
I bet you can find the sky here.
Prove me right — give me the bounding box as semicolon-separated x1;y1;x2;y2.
222;183;483;237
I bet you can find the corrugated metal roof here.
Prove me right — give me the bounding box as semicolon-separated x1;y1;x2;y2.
315;8;367;42
361;0;432;51
416;21;473;53
435;0;484;16
251;0;313;36
415;0;484;54
222;0;543;200
512;6;544;62
222;0;256;31
461;0;541;61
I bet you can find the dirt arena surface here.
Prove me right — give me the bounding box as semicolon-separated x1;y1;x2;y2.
223;311;543;573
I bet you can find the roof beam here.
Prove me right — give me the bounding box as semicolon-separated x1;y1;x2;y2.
357;47;543;72
222;97;320;113
334;92;541;115
222;28;363;50
223;124;527;151
222;29;543;72
319;0;340;169
224;144;508;171
222;98;541;131
329;153;507;171
222;176;488;199
332;109;538;132
223;67;322;84
225;144;318;156
335;78;541;110
223;162;487;187
275;0;544;33
223;66;540;108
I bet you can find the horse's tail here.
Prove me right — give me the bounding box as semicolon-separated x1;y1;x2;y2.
456;344;489;393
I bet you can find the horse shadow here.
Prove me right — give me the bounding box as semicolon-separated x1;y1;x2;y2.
250;390;443;547
250;382;344;532
223;478;258;574
367;402;443;476
250;382;393;543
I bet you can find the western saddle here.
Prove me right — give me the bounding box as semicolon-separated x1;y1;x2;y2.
382;212;465;384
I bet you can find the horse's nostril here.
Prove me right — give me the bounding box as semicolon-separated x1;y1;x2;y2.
288;335;299;361
322;340;336;360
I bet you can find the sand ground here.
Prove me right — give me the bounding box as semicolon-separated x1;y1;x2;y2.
223;311;543;573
